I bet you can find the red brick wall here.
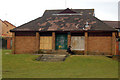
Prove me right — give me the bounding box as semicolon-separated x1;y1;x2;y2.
88;36;112;55
15;36;36;54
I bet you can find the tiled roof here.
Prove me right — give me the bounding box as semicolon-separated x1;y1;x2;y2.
103;21;119;29
11;8;116;32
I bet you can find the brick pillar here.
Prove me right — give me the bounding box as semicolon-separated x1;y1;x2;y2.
7;38;11;49
85;32;88;55
112;32;116;55
52;32;55;50
67;32;71;47
12;32;15;54
36;32;40;53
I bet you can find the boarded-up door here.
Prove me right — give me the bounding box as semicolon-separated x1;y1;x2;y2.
71;36;85;50
40;36;52;49
55;34;67;50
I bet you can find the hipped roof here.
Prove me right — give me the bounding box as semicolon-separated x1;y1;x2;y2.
11;8;116;32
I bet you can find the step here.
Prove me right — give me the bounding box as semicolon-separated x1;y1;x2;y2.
52;50;68;54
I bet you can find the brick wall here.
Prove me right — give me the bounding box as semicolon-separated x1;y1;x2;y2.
87;36;112;55
15;36;36;54
12;32;115;55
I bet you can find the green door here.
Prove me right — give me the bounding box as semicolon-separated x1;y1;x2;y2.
55;34;67;50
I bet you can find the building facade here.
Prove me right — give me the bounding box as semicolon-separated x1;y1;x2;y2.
1;20;16;49
103;21;120;55
11;8;118;55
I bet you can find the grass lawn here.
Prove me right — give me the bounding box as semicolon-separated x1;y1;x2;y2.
2;49;118;78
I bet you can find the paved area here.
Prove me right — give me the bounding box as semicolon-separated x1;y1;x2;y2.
36;54;68;62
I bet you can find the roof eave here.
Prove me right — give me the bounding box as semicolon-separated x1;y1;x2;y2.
10;29;117;32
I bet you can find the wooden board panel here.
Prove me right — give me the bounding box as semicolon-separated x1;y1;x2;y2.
71;36;85;50
40;36;52;49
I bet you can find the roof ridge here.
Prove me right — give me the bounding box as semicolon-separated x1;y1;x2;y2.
102;20;119;22
46;9;94;11
3;20;16;28
13;17;42;30
0;19;9;27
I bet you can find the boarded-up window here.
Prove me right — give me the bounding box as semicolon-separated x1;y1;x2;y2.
40;36;52;49
71;36;85;50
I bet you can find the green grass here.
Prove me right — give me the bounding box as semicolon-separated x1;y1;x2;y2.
2;50;118;78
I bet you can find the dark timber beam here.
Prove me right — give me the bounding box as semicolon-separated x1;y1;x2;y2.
85;32;88;55
36;32;40;53
12;32;15;54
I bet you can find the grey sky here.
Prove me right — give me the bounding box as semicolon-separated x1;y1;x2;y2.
0;0;119;26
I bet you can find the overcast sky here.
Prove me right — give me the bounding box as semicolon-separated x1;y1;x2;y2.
0;0;119;27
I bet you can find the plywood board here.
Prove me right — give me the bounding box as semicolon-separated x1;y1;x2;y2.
71;36;85;50
40;36;52;49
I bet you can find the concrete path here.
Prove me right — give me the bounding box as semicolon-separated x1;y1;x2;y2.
36;54;68;62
